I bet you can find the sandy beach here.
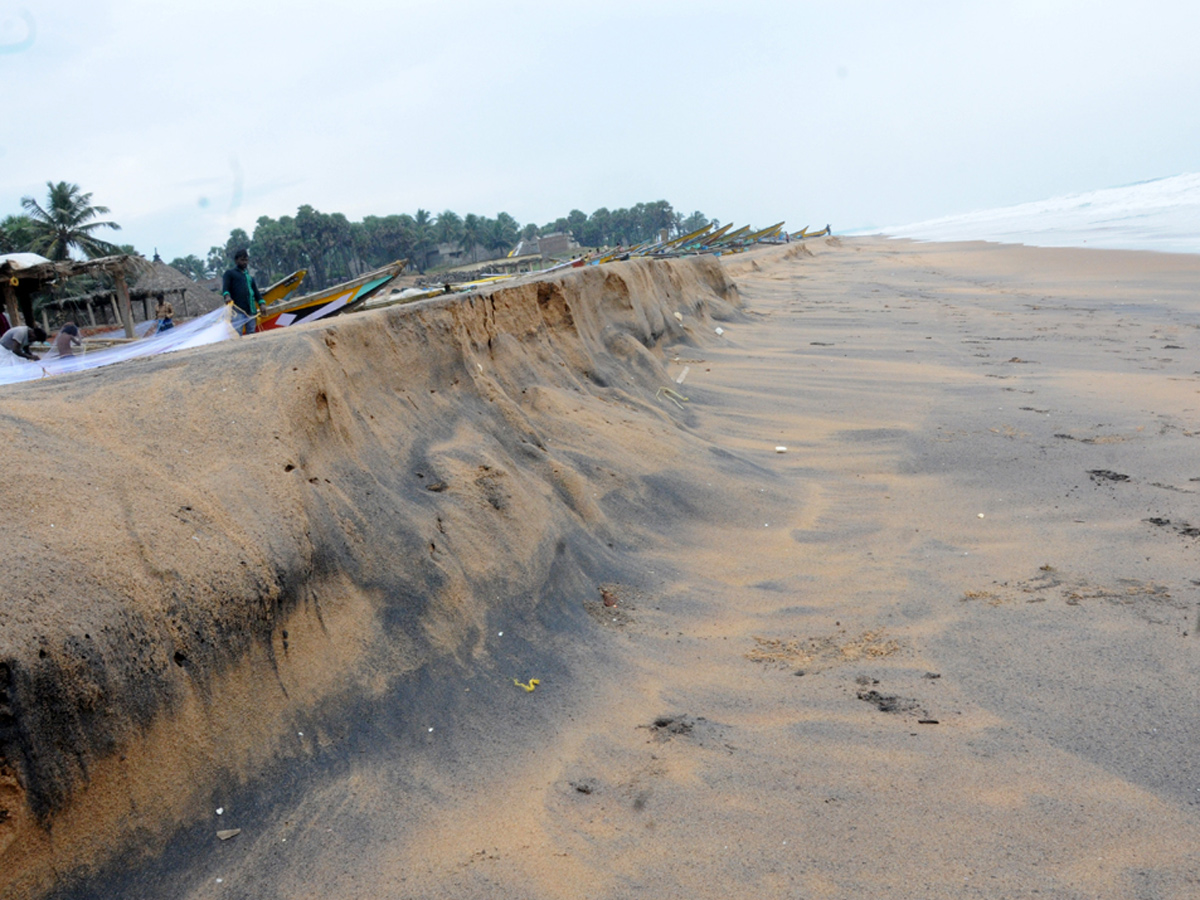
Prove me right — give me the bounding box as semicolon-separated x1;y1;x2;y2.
3;236;1200;899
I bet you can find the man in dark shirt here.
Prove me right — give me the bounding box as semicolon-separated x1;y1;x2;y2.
221;249;263;334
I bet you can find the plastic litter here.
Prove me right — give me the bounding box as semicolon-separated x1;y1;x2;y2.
656;386;689;409
775;446;787;453
216;829;241;841
513;678;540;692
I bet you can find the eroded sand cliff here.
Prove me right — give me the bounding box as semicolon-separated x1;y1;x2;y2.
6;238;1200;899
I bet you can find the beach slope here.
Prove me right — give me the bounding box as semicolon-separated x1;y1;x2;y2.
4;237;1200;899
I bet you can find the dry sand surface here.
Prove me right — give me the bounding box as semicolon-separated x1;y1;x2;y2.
3;237;1200;898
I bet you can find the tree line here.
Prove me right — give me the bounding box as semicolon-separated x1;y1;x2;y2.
171;201;713;290
3;183;715;294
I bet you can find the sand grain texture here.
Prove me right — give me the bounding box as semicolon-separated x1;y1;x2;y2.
3;238;1200;899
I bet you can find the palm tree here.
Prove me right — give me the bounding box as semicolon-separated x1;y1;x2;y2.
20;182;122;260
412;208;435;271
434;210;463;246
461;214;484;264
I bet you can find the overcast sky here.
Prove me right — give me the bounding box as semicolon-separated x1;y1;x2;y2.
2;0;1197;261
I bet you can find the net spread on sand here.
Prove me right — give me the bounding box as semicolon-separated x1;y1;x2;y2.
0;305;239;385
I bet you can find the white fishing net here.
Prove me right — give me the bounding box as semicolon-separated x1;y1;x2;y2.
0;305;239;386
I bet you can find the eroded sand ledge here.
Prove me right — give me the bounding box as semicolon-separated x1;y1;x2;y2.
7;237;1200;899
0;255;743;896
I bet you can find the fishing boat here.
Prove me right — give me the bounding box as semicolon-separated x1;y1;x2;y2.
702;224;748;248
257;260;407;330
662;223;714;250
715;222;787;253
794;225;831;239
261;269;307;305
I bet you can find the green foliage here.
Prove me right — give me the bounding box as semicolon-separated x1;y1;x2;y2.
206;246;228;278
679;210;710;234
19;181;122;260
0;214;36;253
435;210;463;246
460;213;485;264
197;198;710;286
169;254;210;280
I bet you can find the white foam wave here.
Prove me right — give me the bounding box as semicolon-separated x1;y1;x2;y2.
877;173;1200;255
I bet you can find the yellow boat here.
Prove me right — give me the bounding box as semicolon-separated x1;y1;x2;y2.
705;224;750;247
740;221;786;243
261;269;307;305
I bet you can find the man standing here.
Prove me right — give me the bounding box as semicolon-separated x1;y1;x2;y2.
222;249;263;335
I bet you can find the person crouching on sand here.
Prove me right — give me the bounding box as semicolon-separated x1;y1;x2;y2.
0;324;48;361
155;295;174;332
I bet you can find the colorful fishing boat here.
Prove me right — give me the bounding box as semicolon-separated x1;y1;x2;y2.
794;225;831;239
261;269;307;305
256;260;407;330
663;223;714;250
702;224;749;248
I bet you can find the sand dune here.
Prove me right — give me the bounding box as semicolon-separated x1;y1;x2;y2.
4;238;1200;898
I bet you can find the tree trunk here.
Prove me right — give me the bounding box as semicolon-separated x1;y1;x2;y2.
114;271;135;338
2;280;18;330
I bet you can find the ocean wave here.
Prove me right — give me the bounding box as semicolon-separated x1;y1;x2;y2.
876;172;1200;254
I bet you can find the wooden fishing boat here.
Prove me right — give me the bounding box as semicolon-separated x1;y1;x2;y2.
261;269;307;305
738;221;786;243
704;224;750;247
664;223;714;249
794;225;831;239
257;260;407;330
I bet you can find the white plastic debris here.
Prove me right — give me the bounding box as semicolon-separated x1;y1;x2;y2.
216;807;223;815
673;311;683;322
775;446;787;453
715;326;725;336
977;513;985;518
676;366;690;385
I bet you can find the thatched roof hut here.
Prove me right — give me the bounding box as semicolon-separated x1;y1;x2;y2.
43;259;223;329
129;259;224;316
1;252;152;333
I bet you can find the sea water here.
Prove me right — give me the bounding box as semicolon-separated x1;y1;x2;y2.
875;172;1200;255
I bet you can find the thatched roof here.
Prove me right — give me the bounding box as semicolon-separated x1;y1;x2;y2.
0;253;151;285
46;259;224;316
133;260;224;313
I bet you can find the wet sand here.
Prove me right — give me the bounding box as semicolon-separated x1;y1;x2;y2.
4;237;1200;898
